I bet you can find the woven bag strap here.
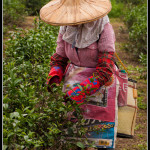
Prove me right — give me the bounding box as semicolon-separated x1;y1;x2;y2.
114;52;129;75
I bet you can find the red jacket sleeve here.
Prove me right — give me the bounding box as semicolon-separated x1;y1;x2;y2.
93;52;115;85
47;53;69;85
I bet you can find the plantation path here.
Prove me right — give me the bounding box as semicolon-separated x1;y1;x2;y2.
18;16;39;29
20;16;147;150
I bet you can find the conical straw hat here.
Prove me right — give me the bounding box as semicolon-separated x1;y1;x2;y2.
40;0;112;26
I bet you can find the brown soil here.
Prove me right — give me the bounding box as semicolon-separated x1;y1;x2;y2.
18;16;39;29
4;16;147;150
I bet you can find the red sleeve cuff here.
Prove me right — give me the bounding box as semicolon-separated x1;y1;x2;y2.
47;66;63;84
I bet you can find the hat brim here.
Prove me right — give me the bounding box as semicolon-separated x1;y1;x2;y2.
40;0;112;26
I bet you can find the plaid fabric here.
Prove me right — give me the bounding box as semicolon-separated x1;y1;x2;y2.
50;53;69;72
47;53;69;84
93;52;115;85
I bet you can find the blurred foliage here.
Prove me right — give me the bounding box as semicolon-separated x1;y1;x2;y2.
109;0;125;18
123;3;147;57
3;0;49;35
22;0;50;15
3;0;27;26
122;2;147;80
3;19;89;149
109;0;147;76
116;0;146;5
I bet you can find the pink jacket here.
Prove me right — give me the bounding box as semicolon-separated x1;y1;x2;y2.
56;23;116;68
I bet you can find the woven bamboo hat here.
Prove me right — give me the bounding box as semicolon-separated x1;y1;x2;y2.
40;0;112;26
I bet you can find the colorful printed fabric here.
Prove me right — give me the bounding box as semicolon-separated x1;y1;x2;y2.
62;64;119;148
62;64;119;122
84;121;117;148
66;52;115;104
66;76;101;104
47;53;69;84
65;120;117;148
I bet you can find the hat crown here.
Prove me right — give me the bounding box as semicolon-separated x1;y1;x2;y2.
60;0;81;6
40;0;112;26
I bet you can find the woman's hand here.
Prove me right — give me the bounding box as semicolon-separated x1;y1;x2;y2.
47;76;60;92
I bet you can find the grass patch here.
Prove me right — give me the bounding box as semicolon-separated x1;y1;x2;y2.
108;0;125;18
137;97;147;110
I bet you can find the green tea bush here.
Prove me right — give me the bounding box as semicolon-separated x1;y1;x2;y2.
3;19;88;149
136;53;147;79
22;0;50;15
4;19;59;64
3;82;86;149
3;25;9;36
123;3;147;57
3;0;27;26
108;0;125;18
116;0;146;5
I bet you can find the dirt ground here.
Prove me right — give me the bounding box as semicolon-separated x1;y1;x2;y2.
5;16;147;150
